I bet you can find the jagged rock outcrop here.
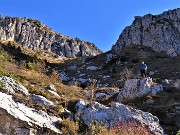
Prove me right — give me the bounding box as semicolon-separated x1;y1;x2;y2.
0;76;62;134
0;76;29;95
75;99;164;135
117;77;163;102
0;14;102;58
112;8;180;56
0;92;62;135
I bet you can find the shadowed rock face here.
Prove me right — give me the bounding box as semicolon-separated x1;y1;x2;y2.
112;8;180;56
0;14;102;58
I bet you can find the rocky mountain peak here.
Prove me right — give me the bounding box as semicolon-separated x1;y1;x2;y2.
0;14;102;58
112;8;180;56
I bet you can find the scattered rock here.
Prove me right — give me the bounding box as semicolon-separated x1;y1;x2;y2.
149;71;155;76
47;84;56;92
67;65;77;71
30;94;54;107
86;66;99;71
164;79;170;84
102;75;111;79
48;90;60;98
95;93;106;99
59;71;69;81
146;99;154;104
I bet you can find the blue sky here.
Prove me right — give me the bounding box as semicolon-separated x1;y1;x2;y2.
0;0;180;52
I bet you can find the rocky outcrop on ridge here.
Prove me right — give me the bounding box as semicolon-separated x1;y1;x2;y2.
0;14;102;58
112;8;180;56
75;99;164;135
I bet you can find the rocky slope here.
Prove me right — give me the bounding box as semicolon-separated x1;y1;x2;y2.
0;14;102;58
112;8;180;56
0;75;164;135
0;76;62;135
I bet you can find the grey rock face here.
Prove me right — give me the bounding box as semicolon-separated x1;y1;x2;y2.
112;8;180;56
0;15;102;58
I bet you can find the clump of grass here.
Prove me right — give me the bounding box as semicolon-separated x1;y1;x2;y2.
28;86;50;99
55;118;79;135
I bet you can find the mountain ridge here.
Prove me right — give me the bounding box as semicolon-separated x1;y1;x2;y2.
0;14;102;58
112;8;180;57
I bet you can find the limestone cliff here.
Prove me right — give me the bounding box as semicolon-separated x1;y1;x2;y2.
112;8;180;56
0;14;102;58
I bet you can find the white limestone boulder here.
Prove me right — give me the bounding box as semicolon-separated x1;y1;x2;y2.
0;92;62;134
0;76;29;95
30;94;54;107
117;77;163;102
75;99;163;135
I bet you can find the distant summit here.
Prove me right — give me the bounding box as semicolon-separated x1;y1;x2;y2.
112;8;180;57
0;14;102;58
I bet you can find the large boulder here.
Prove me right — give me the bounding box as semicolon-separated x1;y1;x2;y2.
0;76;29;95
117;77;163;102
75;99;163;135
0;92;62;134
